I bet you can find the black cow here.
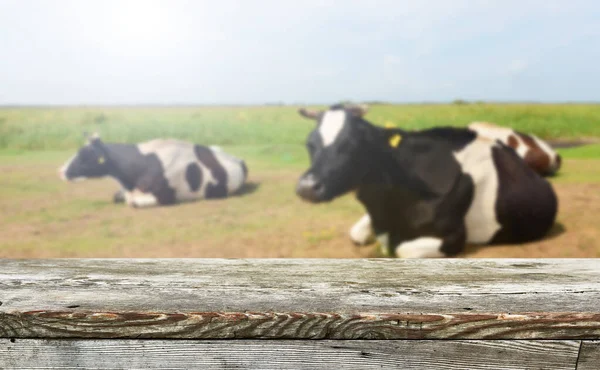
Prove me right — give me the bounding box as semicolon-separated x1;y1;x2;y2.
59;134;248;207
296;104;558;258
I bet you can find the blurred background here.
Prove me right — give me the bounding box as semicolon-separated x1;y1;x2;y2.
1;0;599;258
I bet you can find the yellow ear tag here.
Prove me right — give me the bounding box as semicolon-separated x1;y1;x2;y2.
98;156;105;164
384;121;396;129
389;134;402;148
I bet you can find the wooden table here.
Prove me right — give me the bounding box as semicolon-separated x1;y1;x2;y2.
1;259;599;369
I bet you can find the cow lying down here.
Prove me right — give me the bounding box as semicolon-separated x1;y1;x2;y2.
348;120;563;249
297;104;558;258
59;134;248;208
468;122;561;177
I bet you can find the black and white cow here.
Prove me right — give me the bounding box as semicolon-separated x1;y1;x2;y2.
469;122;562;176
296;104;558;258
59;134;248;207
346;119;562;246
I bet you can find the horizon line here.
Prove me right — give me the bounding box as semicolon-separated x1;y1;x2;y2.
2;100;600;108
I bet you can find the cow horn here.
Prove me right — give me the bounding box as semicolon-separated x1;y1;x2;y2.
298;108;322;120
345;104;369;117
86;132;102;145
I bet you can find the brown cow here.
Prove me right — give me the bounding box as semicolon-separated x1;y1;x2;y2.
468;122;561;176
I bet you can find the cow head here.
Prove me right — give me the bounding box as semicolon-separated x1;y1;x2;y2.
59;133;111;182
296;104;375;203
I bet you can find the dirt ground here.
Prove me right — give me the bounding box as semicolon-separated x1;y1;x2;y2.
0;157;599;258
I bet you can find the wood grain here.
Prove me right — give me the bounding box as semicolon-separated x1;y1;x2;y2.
1;311;599;340
1;259;599;339
0;339;582;370
2;259;599;312
577;341;600;370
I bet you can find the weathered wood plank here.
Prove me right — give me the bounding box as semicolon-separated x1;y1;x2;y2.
577;341;600;370
0;339;581;370
1;259;599;339
1;311;599;340
1;259;598;312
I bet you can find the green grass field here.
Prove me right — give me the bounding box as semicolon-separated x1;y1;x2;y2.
1;104;599;258
1;104;600;150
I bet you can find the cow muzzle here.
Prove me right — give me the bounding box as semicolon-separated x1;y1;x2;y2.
58;166;71;182
296;174;327;203
58;166;85;183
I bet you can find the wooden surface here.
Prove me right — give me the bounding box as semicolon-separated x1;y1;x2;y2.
0;339;583;370
578;341;600;370
1;259;599;340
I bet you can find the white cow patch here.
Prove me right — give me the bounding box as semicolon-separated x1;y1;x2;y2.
125;190;158;208
58;155;86;182
350;214;374;245
468;123;527;157
469;122;511;140
516;140;528;157
529;135;556;157
213;149;247;194
138;139;193;200
453;139;502;244
137;139;247;202
318;110;346;147
58;155;76;181
195;160;218;199
531;135;554;157
395;237;445;258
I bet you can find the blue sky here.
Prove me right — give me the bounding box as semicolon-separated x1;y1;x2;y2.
1;0;599;105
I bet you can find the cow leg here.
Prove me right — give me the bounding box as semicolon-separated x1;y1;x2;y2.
125;190;159;208
349;214;375;246
375;234;393;256
395;227;466;258
113;189;126;204
395;237;446;258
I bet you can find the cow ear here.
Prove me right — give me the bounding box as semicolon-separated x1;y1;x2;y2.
345;104;368;118
298;108;322;121
88;133;107;153
91;139;109;164
85;132;100;143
